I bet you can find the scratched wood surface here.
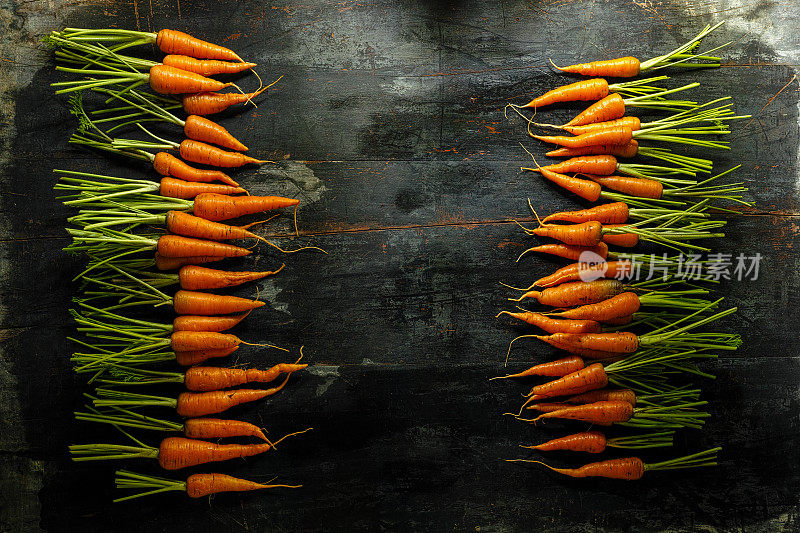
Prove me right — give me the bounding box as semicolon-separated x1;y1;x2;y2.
1;0;799;531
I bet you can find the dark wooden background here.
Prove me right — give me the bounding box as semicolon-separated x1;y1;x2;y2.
1;0;799;531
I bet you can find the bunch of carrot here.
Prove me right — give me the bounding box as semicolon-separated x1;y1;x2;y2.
51;27;320;501
494;22;742;480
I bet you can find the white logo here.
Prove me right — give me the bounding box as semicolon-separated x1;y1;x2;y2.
578;251;608;282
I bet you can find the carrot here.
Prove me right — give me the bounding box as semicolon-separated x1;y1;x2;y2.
162;55;257;76
533;126;635;149
182;87;272;115
175;382;292;418
76;408;271;442
114;470;300;502
585;175;663;199
522;402;573;413
523;431;607;453
52;64;233;95
153;152;238;186
529;261;632;288
532;168;601;202
158;436;275;470
510;279;623;306
521;430;674;453
601;225;640;247
552;292;641;321
160;178;247;199
539;155;618;175
178;265;284;290
536;332;640;354
183;115;249;152
530;399;634;425
179;140;268;167
560;117;642;135
156;234;250;258
173;290;265;315
183;418;269;441
529;362;608;399
490;356;585;380
193;193;300;221
565;388;637;405
175;346;239;366
170;331;245;352
513;456;645;479
530;221;604;246
173;314;249;332
551;22;726;78
497;310;602;333
542;203;629;224
509;76;671;111
184;363;309;391
546;142;639;159
517;243;609;262
55;28;249;62
554;57;642;78
155;29;247;62
164;211;264;241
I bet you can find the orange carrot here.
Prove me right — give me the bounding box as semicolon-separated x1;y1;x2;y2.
162;55;256;76
182;88;268;115
524;402;573;413
549;292;641;321
185;473;298;498
156;29;246;62
174;346;239;366
554;57;641;78
564;94;626;127
561;117;642;135
158;437;274;470
532;168;601;202
565;388;637;405
179;140;268;167
526;456;646;479
520;243;609;262
160;177;247;199
530;362;608;399
532;260;633;288
183;417;269;441
531;221;604;246
183;363;309;392
153;152;239;186
517;79;610;109
175;377;291;417
602;225;640;247
513;279;623;306
178;265;283;290
173;313;249;333
183;115;248;152
586;174;663;199
497;311;602;333
539;155;619;175
192;193;300;221
490;356;585;380
546;141;639;159
172;290;265;315
531;400;634;425
536;332;640;354
148;64;233;94
156;234;251;259
533;126;634;149
170;331;243;352
523;431;607;453
542;202;629;224
165;211;262;242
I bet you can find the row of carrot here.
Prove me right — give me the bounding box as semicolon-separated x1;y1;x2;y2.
493;22;740;479
51;27;322;500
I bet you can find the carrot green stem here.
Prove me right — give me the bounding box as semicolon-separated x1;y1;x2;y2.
644;447;721;471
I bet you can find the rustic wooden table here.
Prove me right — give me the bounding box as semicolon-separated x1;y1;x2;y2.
1;0;799;531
